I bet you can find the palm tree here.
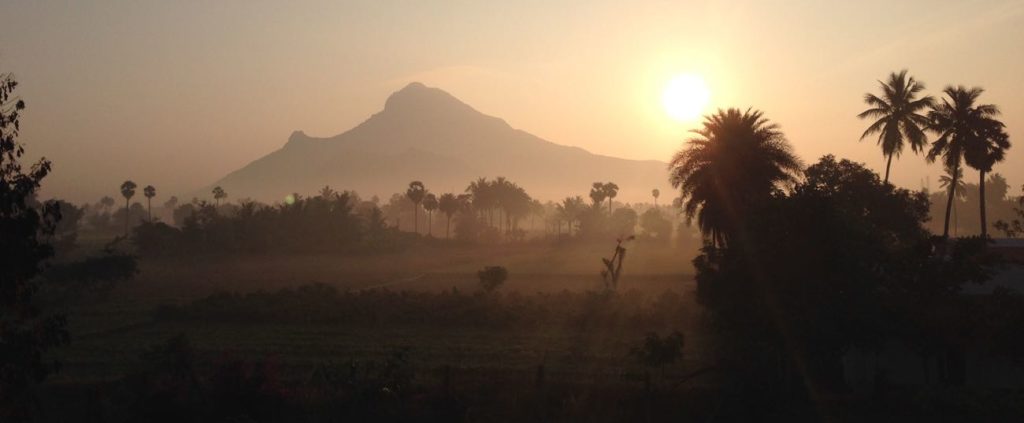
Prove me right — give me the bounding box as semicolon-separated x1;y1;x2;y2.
438;193;459;239
589;183;607;208
405;181;426;233
926;86;1002;238
212;186;227;207
858;70;934;184
422;193;438;237
120;180;137;235
556;196;585;236
964;119;1010;237
143;185;156;222
938;165;966;236
651;189;660;208
603;182;619;214
319;185;336;199
668;108;802;247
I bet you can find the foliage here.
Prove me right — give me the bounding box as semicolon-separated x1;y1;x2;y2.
857;69;933;183
630;331;684;369
668;108;802;246
692;155;955;393
994;184;1024;238
0;70;69;418
477;266;508;292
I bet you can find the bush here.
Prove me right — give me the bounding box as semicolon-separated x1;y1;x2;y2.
477;266;508;292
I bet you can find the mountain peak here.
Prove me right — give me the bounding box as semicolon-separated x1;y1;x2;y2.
383;82;477;116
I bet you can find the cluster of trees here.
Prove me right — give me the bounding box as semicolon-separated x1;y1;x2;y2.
670;100;1017;403
133;188;408;255
857;70;1012;238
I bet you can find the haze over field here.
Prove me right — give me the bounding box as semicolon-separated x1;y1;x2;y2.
1;1;1022;202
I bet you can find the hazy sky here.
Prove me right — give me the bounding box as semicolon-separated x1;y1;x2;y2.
2;0;1022;203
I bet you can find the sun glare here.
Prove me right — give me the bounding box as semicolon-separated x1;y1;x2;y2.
662;74;710;122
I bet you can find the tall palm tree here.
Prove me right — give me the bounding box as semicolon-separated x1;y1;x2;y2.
668;108;802;247
120;180;137;235
406;181;426;233
964;119;1010;237
422;193;438;237
938;165;966;236
143;185;156;222
438;193;459;239
858;70;934;184
926;86;1002;238
651;189;660;208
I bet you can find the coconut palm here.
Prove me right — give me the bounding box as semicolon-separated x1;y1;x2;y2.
120;180;137;235
438;193;459;239
668;108;802;247
926;86;1002;238
964;119;1010;237
143;185;156;222
422;193;438;237
938;165;966;236
405;181;426;233
651;189;660;208
858;70;934;184
589;182;607;208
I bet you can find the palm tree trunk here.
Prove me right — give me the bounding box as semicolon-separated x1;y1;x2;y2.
942;164;958;238
446;215;451;239
427;211;432;236
147;198;152;222
979;170;987;238
413;206;418;233
608;199;612;215
124;198;130;235
884;153;893;184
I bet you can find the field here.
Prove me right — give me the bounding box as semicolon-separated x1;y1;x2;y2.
41;240;718;420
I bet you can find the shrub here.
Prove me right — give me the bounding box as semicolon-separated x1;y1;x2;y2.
477;266;508;292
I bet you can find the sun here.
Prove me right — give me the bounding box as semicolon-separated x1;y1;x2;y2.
662;74;711;122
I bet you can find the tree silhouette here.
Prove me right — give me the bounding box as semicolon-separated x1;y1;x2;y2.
212;186;227;207
164;195;178;211
651;188;660;207
589;182;607;208
668;108;802;247
422;193;438;237
0;70;68;417
939;165;966;236
319;185;336;200
964;117;1010;237
437;193;459;239
143;185;156;222
858;70;934;184
100;195;115;212
927;86;1002;238
120;180;137;235
603;182;619;214
556;196;585;236
405;181;425;233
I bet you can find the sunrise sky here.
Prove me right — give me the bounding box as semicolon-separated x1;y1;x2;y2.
2;0;1021;202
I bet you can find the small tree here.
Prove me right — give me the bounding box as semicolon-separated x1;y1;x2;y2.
477;266;508;292
631;331;685;370
601;235;634;291
212;186;227;207
651;188;660;207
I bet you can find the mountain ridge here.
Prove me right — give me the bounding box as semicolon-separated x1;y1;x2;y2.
203;82;670;203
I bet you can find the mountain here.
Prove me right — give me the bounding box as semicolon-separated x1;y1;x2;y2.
205;82;671;203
